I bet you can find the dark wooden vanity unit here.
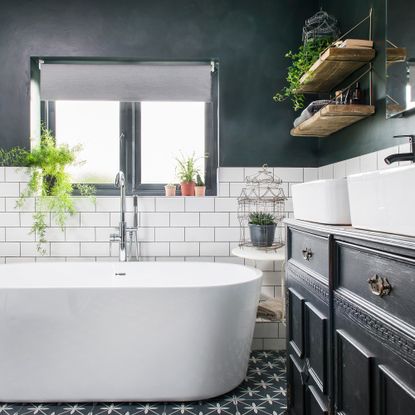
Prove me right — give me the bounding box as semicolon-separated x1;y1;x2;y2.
285;219;415;415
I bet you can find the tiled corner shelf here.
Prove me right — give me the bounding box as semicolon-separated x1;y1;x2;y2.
296;46;376;94
291;104;375;138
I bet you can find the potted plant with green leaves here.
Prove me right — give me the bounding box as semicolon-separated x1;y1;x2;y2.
248;212;277;247
195;173;206;197
164;183;177;197
16;126;95;254
175;153;200;196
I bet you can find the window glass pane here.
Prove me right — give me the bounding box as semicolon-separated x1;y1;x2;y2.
55;101;120;183
141;102;205;184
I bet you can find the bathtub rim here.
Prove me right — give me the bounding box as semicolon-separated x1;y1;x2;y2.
0;261;263;289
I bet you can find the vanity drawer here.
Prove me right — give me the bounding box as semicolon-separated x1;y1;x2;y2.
289;228;329;280
336;241;415;326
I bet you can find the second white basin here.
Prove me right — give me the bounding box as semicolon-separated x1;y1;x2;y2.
347;164;415;237
292;178;351;225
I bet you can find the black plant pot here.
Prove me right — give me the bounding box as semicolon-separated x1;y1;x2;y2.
249;223;276;247
43;174;57;196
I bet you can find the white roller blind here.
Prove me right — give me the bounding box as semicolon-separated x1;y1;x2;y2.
40;62;212;102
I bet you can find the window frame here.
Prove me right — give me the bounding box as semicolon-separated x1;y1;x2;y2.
40;62;219;197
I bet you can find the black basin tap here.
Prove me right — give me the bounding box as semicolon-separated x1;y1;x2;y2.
384;135;415;165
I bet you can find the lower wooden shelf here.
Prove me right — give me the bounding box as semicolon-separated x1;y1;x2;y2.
291;104;375;138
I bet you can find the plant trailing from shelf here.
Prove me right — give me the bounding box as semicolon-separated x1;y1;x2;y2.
248;211;277;248
17;126;95;254
273;37;333;111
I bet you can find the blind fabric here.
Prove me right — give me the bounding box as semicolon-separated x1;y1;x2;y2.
40;63;212;102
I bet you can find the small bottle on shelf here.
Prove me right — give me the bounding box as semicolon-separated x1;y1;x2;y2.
335;90;343;104
351;82;362;104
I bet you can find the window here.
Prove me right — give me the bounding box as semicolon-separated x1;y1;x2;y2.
140;102;206;184
36;60;218;195
54;101;120;184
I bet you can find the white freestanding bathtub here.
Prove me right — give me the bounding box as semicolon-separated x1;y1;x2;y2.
0;261;262;403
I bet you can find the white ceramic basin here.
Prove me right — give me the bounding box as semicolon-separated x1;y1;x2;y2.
347;164;415;237
292;178;351;225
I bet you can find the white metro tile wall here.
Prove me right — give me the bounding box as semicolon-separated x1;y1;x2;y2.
0;165;310;350
318;144;410;180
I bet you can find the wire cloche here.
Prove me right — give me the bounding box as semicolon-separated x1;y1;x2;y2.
302;9;340;45
237;165;287;251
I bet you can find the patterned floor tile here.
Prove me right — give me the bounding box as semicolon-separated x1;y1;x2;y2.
0;351;287;415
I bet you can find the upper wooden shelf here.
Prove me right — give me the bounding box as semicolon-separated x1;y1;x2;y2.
291;104;375;138
296;47;376;94
386;47;407;64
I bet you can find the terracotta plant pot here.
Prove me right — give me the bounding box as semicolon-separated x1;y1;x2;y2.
164;185;176;197
180;181;195;196
195;186;206;197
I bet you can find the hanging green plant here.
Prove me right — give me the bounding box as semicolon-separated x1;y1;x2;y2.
273;37;333;111
0;147;29;166
16;126;95;254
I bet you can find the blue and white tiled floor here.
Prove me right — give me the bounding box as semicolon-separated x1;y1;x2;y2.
0;351;287;415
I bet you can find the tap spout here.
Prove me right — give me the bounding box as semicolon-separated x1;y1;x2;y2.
384;153;415;165
384;134;415;165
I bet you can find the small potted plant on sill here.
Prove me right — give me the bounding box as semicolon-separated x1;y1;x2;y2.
164;183;177;197
248;211;277;247
175;153;200;196
195;173;206;197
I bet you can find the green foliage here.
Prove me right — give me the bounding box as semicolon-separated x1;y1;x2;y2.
175;152;201;183
196;173;205;186
0;147;29;167
17;126;95;254
248;211;276;226
273;38;333;111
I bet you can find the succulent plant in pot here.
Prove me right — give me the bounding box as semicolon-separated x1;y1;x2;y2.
248;212;277;247
164;183;177;197
195;173;206;197
175;153;200;196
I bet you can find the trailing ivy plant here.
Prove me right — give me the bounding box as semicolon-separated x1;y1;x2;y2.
16;126;95;254
273;37;333;111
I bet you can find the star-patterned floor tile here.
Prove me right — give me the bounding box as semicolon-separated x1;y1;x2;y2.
1;351;287;415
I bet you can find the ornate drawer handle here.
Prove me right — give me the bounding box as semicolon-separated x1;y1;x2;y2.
367;274;392;297
302;248;313;261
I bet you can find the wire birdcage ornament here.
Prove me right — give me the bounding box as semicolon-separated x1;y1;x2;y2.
237;165;287;251
302;9;340;45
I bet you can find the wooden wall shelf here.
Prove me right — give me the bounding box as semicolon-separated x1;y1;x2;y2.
386;47;407;64
296;47;376;94
291;104;375;138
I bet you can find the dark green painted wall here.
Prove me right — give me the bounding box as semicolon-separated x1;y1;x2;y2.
0;0;320;167
318;0;415;165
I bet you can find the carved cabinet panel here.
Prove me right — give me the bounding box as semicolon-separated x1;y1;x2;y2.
286;262;330;415
286;221;415;415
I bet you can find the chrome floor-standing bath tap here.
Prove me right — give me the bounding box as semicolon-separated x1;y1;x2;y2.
110;171;127;261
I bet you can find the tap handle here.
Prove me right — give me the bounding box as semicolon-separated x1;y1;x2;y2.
110;233;120;241
115;171;125;188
